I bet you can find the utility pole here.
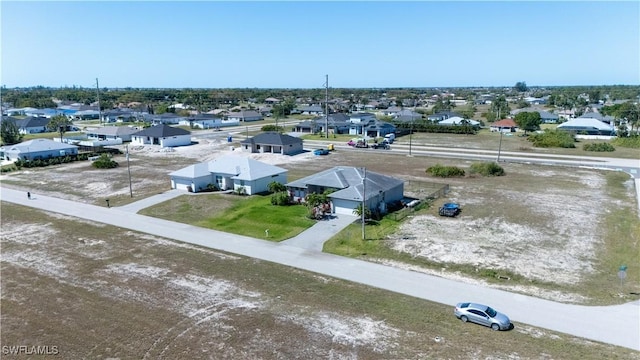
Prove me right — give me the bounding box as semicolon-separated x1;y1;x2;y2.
361;167;366;240
126;144;133;197
325;74;329;139
96;78;102;125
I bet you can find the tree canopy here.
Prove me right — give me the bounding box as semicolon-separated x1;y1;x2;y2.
1;119;23;145
514;81;528;92
514;111;542;134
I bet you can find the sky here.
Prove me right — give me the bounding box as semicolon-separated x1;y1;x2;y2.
1;1;639;89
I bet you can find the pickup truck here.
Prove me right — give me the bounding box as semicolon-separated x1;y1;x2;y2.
371;142;390;150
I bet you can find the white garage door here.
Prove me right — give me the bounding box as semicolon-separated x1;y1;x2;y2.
173;179;191;191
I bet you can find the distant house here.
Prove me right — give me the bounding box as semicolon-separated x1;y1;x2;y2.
511;108;559;124
348;112;378;136
240;132;303;155
264;97;281;104
427;111;462;122
580;112;615;124
227;110;263;122
293;113;351;134
10;116;50;134
364;121;396;138
148;113;184;125
0;138;78;161
178;114;239;129
299;105;324;115
131;124;191;147
285;166;405;215
86;126;140;142
169;155;288;194
71;109;101;120
490;119;518;132
557;118;615;135
101;110;138;123
438;116;480;127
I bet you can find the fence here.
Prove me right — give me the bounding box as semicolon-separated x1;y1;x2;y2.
390;184;450;221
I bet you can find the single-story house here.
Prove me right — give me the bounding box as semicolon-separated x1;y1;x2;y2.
427;111;462;122
438;116;481;127
240;132;303;155
86;126;140;141
131;124;192;147
490;119;518;132
557;118;615;135
3;116;50;134
169;155;288;194
364;121;396;138
71;109;101;120
510;108;559;124
227;110;263;122
178;115;239;129
299;105;324;115
148;113;185;125
1;138;78;161
286;166;405;215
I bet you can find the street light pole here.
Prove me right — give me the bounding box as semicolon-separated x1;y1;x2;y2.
361;167;366;240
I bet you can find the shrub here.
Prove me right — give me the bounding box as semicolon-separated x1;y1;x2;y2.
426;163;465;177
611;135;640;149
261;125;284;132
271;191;291;206
528;129;575;148
92;154;119;169
583;143;615;152
470;162;505;176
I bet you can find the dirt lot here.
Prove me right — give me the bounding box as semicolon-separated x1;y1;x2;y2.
1;132;639;306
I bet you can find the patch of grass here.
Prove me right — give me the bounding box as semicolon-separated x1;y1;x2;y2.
142;193;315;241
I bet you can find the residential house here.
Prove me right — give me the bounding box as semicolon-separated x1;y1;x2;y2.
580;112;615;124
264;98;281;105
511;108;559;124
227;110;263;122
240;132;303;155
169;155;287;194
299;105;324;115
131;124;192;147
427;111;462;122
1;138;78;161
101;109;138;123
348;112;378;136
557;118;615;135
178;114;238;129
438;116;481;127
86;126;140;142
285;166;405;215
71;109;101;120
490;119;518;132
364;121;396;138
13;116;50;134
148;113;184;125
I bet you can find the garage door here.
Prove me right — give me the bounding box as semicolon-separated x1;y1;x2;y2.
173;179;191;191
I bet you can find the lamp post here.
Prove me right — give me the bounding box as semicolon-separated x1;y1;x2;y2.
361;167;366;240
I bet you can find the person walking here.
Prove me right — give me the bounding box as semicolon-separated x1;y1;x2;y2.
27;192;31;200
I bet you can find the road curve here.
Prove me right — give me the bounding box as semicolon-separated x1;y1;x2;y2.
1;187;638;351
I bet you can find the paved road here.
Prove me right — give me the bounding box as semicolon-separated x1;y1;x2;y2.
1;187;638;351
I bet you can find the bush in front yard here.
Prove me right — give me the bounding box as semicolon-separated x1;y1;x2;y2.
92;154;119;169
426;163;465;177
470;162;505;176
583;143;615;152
271;191;291;206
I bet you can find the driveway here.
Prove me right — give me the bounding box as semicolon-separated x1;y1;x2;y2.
1;186;639;351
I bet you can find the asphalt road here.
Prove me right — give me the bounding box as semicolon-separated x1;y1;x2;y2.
1;186;639;351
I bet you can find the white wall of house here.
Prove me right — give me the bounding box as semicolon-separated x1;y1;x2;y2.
160;135;191;147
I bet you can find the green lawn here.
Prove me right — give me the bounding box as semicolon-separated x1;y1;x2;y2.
140;193;315;241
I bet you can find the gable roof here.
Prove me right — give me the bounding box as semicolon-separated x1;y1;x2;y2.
132;124;191;137
286;166;404;201
16;116;50;128
240;132;302;146
169;162;211;178
209;156;287;181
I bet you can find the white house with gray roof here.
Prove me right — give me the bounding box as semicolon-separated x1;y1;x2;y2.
1;138;78;161
169;155;287;194
286;166;404;215
86;126;140;141
131;124;191;147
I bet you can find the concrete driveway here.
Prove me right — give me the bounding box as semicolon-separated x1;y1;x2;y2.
1;186;638;351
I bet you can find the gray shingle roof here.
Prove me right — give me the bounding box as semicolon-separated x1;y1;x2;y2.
286;166;404;201
132;124;190;137
240;132;302;146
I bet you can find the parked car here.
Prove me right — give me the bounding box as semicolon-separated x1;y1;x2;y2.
371;142;390;150
313;148;329;156
454;302;511;331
